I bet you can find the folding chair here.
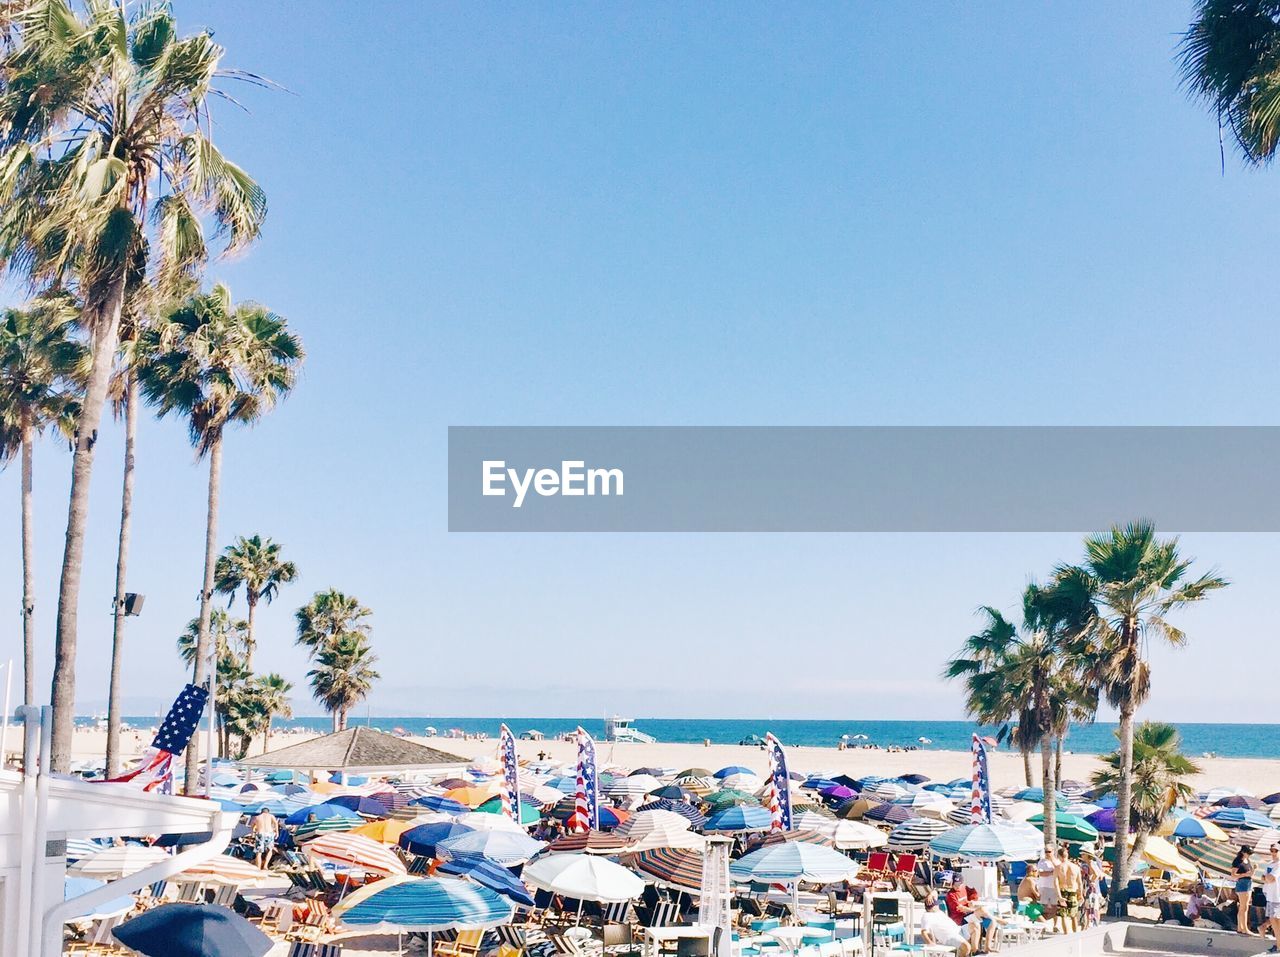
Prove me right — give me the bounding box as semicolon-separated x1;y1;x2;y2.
437;928;485;957
211;884;239;907
863;853;890;880
175;881;204;903
408;855;430;874
285;943;316;957
648;899;682;928
892;854;917;886
316;945;343;957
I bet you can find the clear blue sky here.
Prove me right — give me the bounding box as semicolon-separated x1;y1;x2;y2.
3;1;1278;722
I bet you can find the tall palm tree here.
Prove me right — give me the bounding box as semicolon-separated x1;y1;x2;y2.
177;608;250;758
295;589;372;659
0;298;87;707
249;673;293;753
308;633;379;732
1054;522;1226;915
214;535;297;671
1179;1;1280;165
0;1;267;769
1092;722;1200;866
140;285;303;790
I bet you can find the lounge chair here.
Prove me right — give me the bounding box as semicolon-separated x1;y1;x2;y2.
316;945;343;957
285;943;316;957
437;928;485;957
211;883;239;907
862;853;890;881
648;899;682;929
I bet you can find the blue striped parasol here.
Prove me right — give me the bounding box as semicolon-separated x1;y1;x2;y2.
335;875;514;932
437;829;545;866
928;823;1044;861
703;805;773;832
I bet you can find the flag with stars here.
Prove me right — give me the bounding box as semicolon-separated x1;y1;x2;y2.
765;732;792;831
103;683;208;793
499;723;520;820
568;727;599;832
970;732;992;824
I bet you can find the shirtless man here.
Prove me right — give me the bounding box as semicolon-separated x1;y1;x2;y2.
251;806;278;869
1055;846;1082;934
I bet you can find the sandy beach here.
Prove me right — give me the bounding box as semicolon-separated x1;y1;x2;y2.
10;725;1279;796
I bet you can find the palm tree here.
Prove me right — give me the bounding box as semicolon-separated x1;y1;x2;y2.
214;535;297;671
0;1;267;769
295;589;372;659
1092;722;1200;866
249;673;293;753
177;608;250;758
141;285;303;790
0;298;87;707
1179;1;1280;165
1055;522;1226;915
308;633;379;732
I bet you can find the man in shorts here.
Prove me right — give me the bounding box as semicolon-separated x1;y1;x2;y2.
1262;843;1280;952
921;894;973;957
1056;846;1082;933
251;806;279;869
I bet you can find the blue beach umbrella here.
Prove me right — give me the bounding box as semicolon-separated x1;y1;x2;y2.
730;842;859;883
636;798;706;829
325;795;390;818
398;822;476;857
113;903;272;957
265;770;308;784
286;802;361;826
412;795;471;815
704;806;773;832
437;829;546;866
437;853;536;906
928;823;1043;862
546;776;578;794
713;766;754;778
334;875;514;932
1209;808;1274;830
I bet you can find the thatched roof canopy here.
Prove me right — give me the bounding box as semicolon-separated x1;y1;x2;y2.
242;727;468;772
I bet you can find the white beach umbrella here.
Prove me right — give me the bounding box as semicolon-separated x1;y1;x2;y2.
615;809;692;840
69;845;169;879
456;811;525;833
721;773;762;792
864;782;907;801
1003;801;1042;823
522;783;566;806
729;842;859;883
626;828;707;852
524;853;646;903
827;820;889;850
606;776;660;799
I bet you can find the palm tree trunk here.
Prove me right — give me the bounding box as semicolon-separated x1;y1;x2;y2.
1055;734;1064;786
20;413;35;708
245;595;257;672
263;713;272;754
49;285;126;771
1021;745;1033;787
1109;701;1136;917
105;373;138;778
1040;738;1057;848
184;432;223;793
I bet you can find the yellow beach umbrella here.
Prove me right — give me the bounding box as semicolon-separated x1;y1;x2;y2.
444;784;504;808
353;817;431;845
1132;835;1197;878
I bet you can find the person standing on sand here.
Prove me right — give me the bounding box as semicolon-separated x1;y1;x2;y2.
251;807;278;870
1261;843;1280;951
1232;846;1256;935
1035;855;1060;930
1079;849;1103;929
1055;846;1081;933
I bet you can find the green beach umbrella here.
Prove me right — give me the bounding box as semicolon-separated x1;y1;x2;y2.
703;789;760;810
1027;812;1100;844
677;769;712;779
1182;840;1263;877
476;797;540;826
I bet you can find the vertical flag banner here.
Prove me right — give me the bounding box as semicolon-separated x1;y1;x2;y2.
971;732;992;823
102;683;208;793
569;727;600;831
499;723;520;820
765;732;792;831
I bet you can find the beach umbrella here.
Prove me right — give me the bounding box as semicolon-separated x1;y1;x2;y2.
721;773;763;792
444;784;504;808
608;774;662;796
1183;840;1264;875
703;788;760;810
475;796;541;826
1209;808;1274;830
548;829;630;855
928;823;1043;862
178;855;272;885
285;802;361;827
523;853;646;902
626;825;706;853
545;775;578;794
398;822;475;857
1204;786;1254;803
265;770;307;784
793;809;842;832
837;798;880;820
1085;808;1117;834
1064;802;1101;818
947;806;976;826
153;825;251;849
819;785;857;802
803;778;840;792
1133;836;1197;878
549;798;627;829
1012;787;1066;805
69;845;168;879
274;783;310;796
295;816;364;841
1215;795;1267;811
827;819;889;850
522;783;567;805
304;832;407;877
1157;815;1229;842
863;782;908;800
793;801;837;820
628;847;704;892
616;809;692;839
113;903;272;957
368;790;411;811
437;854;536;906
435;777;471;790
456;811;525;834
335;875;515;932
646;785;693;802
1027;812;1099;844
899;774;930;785
886;818;951;852
412;795;470;815
742;828;835;851
636;799;706;829
353;818;421;845
437;829;545;866
64;878;134;920
1226;827;1280;849
1263;792;1280;805
729;842;859;883
863;803;913;825
677;768;713;779
703;806;773;833
713;766;753;778
65;838;110;862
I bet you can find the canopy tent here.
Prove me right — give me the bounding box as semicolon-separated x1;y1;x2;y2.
242;727;467;773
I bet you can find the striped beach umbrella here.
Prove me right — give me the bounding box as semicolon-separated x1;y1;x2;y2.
444;784;504;808
704;806;773;833
616;809;692;840
178;855;272;885
69;845;168;879
928;823;1043;862
1215;795;1267;811
742;829;834;851
1209;808;1275;830
547;830;630;855
304;833;407;877
475;797;541;826
793;802;836;820
649;786;695;802
703;789;760;811
521;783;567;806
863;803;913;826
607;775;662;798
437;854;535;906
886;818;951;852
674;776;714;797
335;875;514;932
730;842;859;883
1226;827;1280;849
828;819;889;850
713;766;753;778
65;839;110;862
412;795;470;815
837;798;881;820
1183;840;1264;875
636;799;706;829
295;816;363;841
628;847;704;892
437;829;545;866
523;853;646;903
398;822;475;857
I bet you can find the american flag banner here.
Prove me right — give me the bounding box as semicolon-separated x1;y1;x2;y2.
765;732;792;831
499;723;520;820
567;726;599;832
102;683;208;793
970;732;992;823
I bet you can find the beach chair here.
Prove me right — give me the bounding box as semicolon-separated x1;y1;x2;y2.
285;943;316;957
272;908;295;939
648;899;682;928
600;921;638;957
211;883;239;907
175;881;204;903
408;854;430;874
603;901;632;925
862;853;890;881
892;854;917;886
437;928;485;957
74;914;123;955
315;945;343;957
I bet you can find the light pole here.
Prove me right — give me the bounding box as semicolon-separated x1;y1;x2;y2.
203;643;217;797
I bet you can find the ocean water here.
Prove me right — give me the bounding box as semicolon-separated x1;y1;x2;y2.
104;716;1280;760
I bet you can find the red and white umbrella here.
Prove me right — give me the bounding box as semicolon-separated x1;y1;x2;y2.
179;855;273;885
304;833;408;877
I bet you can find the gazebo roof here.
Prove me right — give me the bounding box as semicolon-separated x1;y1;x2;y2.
242;727;468;772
